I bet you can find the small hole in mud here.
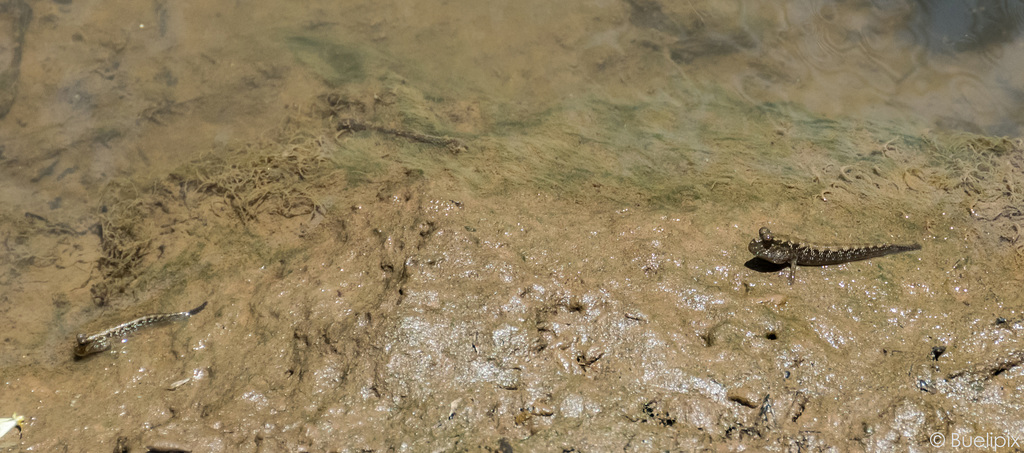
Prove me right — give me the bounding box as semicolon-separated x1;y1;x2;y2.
566;299;584;312
765;332;778;340
699;332;713;347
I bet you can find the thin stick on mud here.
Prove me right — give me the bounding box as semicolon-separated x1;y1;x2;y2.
336;118;468;154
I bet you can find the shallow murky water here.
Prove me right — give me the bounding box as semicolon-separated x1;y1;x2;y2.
2;0;1024;451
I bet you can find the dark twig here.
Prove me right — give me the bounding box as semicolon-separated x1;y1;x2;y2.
337;118;468;153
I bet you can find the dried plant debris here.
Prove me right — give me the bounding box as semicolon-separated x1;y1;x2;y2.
91;186;154;305
89;119;332;304
175;143;328;224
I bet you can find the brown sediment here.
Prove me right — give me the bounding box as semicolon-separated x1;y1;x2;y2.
1;84;1022;450
1;4;1024;450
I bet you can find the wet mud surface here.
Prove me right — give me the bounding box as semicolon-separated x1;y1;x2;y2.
3;87;1024;451
2;0;1024;452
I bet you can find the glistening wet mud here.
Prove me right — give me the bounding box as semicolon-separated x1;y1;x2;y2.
3;0;1024;451
2;80;1023;451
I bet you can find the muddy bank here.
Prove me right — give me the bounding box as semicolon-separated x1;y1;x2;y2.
1;76;1022;451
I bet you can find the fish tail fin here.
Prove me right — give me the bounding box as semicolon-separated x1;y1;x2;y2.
188;301;209;316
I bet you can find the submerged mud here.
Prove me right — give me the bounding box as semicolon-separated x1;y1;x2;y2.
1;81;1022;451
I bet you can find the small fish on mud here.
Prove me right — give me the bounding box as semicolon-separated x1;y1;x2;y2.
74;302;208;358
748;227;921;284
